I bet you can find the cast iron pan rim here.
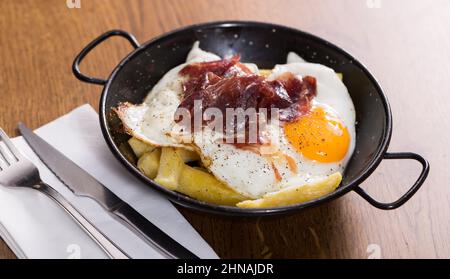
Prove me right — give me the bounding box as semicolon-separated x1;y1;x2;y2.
99;20;393;216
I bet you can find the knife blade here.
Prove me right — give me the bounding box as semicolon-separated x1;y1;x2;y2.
18;123;199;259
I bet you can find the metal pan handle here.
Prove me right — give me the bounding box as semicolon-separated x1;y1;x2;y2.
354;152;430;210
72;30;140;85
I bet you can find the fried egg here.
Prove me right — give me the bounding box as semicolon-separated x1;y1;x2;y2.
117;43;355;199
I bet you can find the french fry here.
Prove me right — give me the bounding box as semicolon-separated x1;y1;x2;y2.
128;137;155;157
176;148;200;162
260;69;343;81
237;172;342;208
154;147;184;190
178;165;248;206
137;148;161;179
259;69;272;77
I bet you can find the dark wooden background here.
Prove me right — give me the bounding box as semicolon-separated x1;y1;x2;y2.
0;0;449;259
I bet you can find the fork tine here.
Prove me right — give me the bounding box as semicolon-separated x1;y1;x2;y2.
0;150;5;169
0;129;21;162
0;142;14;166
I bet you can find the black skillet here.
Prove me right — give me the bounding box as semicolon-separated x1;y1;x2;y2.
72;21;429;216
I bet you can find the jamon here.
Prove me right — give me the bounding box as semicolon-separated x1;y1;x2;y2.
176;55;317;143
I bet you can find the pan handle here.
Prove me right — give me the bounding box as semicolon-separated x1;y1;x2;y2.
72;30;140;85
354;152;429;210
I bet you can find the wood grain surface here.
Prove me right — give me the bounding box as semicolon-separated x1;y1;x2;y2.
0;0;449;259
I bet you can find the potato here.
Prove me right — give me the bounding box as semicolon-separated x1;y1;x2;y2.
154;147;184;190
193;166;210;173
137;148;161;179
178;165;248;206
259;69;272;78
128;137;155;158
236;172;342;208
260;69;343;81
176;148;200;162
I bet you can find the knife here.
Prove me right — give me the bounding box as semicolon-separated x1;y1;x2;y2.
18;123;199;259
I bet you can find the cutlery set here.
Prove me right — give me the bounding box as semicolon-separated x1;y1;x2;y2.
0;125;197;259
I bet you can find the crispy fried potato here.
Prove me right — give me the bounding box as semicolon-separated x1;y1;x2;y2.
137;148;161;179
154;147;184;190
128;137;155;157
176;148;200;162
259;69;272;77
236;172;342;208
178;165;248;206
260;69;343;81
193;166;210;173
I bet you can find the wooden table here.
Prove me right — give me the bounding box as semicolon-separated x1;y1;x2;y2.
0;0;449;259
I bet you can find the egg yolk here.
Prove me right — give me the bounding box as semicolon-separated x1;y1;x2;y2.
284;107;350;163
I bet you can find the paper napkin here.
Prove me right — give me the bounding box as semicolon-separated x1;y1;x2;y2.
0;104;218;259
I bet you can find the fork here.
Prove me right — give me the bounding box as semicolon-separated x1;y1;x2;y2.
0;128;129;259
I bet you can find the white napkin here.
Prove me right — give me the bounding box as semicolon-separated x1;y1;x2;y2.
0;104;218;259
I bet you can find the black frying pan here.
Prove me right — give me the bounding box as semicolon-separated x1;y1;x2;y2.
72;21;429;216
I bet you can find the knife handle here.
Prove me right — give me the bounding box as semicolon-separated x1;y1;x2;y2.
34;182;129;259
